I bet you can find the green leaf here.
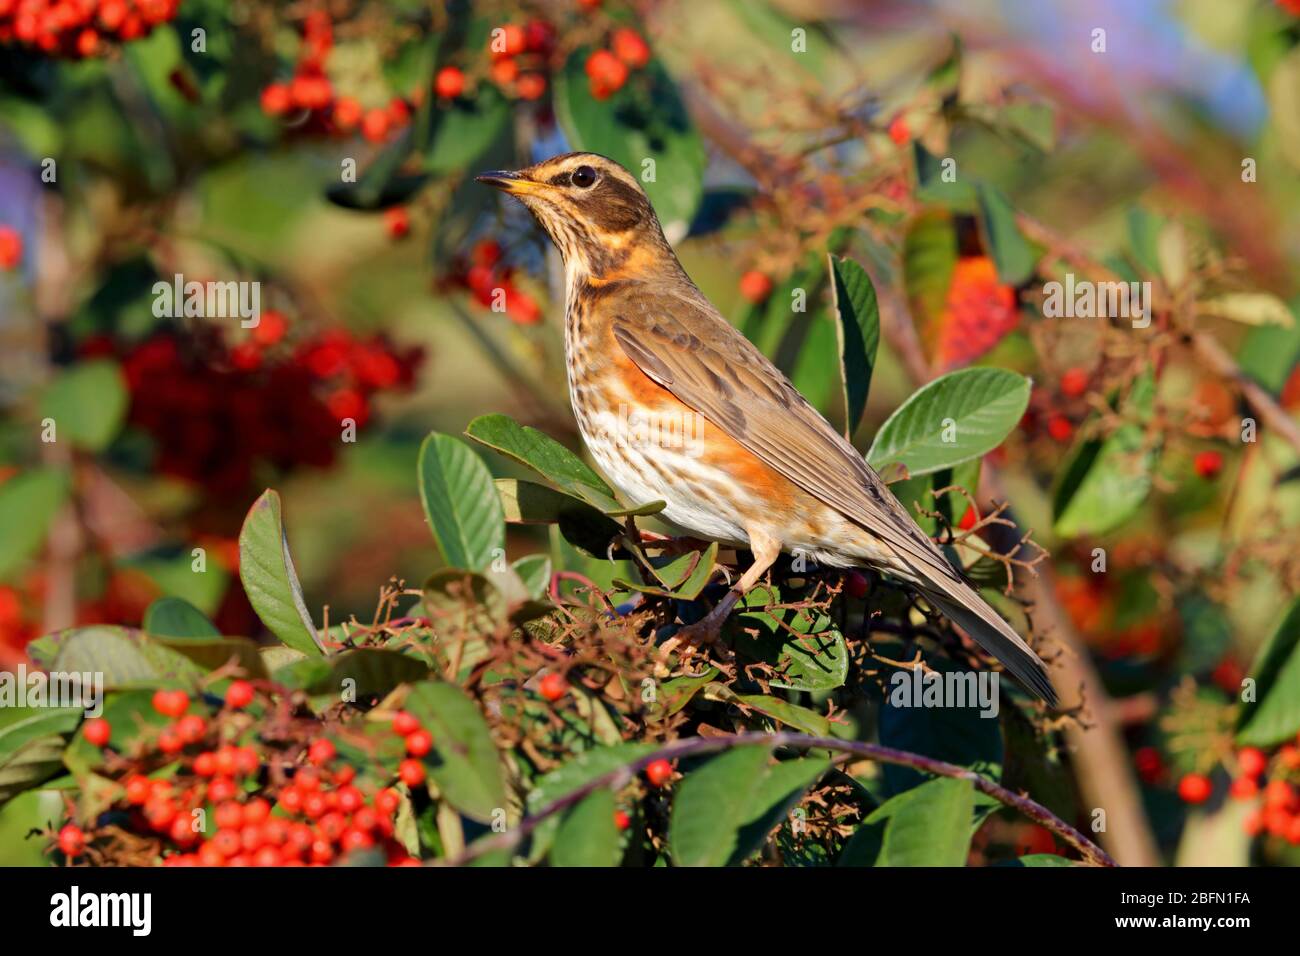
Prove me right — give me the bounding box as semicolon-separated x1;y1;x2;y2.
669;746;772;867
238;490;323;656
0;707;81;759
878;683;1003;795
830;254;881;439
729;756;832;865
425;88;510;174
403;682;505;823
866;368;1031;477
846;777;976;866
613;542;719;601
417;432;505;572
1199;292;1295;328
1236;598;1300;747
25;626;204;690
975;184;1036;285
40;359;129;452
551;788;621;867
0;468;70;582
903;211;958;334
526;742;655;861
273;649;429;702
1053;371;1157;537
554;52;706;235
731;602;849;692
153;636;267;679
467;414;613;502
0;736;68;805
142;596;220;639
512;555;552;599
712;686;837;737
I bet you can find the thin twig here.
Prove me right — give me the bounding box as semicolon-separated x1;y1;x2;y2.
440;731;1116;868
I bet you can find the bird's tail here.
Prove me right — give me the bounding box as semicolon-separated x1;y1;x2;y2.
915;577;1058;706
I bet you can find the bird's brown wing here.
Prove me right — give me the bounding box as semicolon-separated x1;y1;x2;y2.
609;283;1057;704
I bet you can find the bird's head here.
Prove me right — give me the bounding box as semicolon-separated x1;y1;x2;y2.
476;152;676;279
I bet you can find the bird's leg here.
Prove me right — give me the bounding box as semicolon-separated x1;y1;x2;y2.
673;528;781;647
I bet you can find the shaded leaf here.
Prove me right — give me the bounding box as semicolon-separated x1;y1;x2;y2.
418;433;506;572
40;359;129;452
830;254;881;439
551;788;621;867
238;490;323;656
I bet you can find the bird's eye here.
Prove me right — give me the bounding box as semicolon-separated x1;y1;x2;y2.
570;165;597;188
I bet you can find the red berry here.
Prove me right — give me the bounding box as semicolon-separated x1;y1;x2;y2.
333;96;362;131
75;28;99;58
385;207;410;239
253;845;282;867
843;571;869;599
243;797;271;826
152;688;189;718
176;714;207;744
277;786;304;814
1046;415;1073;443
122;775;149;806
83;718;111;748
645;759;673;788
260;83;292;116
225;680;254;709
193;752;216;777
333;765;357;787
208;777;238;803
212;828;241;857
158;727;184;754
957;505;979;531
585;49;628;100
399;758;426;787
290;73;332;111
495;23;527;57
1238;747;1268;780
375;788;401;815
738;270;774;304
434;66;465;100
538;672;568;702
611;28;651;69
215;801;244;830
170;815;198;846
392;711;421;736
515;73;547;101
1230;776;1259;800
307;739;336;766
1177;772;1213;805
361;108;391;143
613;810;631;830
1194;450;1223;480
0;226;21;270
887;115;910;145
302;791;328;819
57;824;85;857
251;310;287;347
405;729;433;757
1060;367;1089;398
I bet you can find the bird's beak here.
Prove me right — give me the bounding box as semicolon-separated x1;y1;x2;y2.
475;170;546;196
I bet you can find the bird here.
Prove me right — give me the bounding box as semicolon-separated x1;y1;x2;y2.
477;152;1058;705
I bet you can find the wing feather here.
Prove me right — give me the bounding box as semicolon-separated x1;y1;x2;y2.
608;285;1057;704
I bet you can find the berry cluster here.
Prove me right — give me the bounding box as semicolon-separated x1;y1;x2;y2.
259;11;414;145
51;681;420;867
476;19;557;102
84;321;421;496
584;28;651;100
0;0;178;58
446;238;543;325
1176;740;1300;844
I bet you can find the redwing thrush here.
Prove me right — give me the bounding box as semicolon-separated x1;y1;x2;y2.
478;153;1057;704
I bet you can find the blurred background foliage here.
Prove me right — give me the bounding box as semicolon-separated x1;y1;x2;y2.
2;0;1300;866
